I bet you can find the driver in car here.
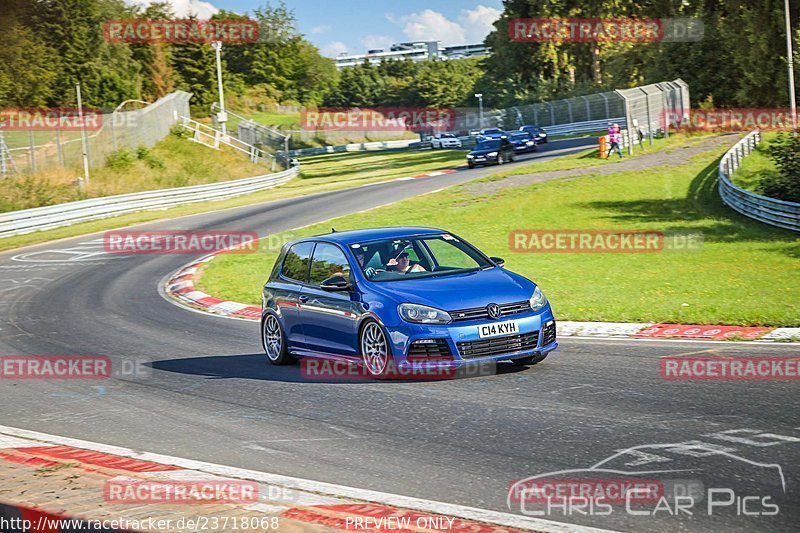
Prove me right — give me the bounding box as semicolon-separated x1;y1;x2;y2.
355;250;378;279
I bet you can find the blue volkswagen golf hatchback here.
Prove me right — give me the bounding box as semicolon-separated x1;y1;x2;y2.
261;227;557;378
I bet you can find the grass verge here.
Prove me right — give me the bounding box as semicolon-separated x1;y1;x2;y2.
0;147;465;252
730;132;779;192
0;132;266;212
197;138;799;326
487;132;718;179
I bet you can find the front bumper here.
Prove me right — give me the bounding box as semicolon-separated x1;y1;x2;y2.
385;310;558;371
467;155;498;165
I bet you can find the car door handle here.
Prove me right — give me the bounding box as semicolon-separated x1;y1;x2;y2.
298;295;309;303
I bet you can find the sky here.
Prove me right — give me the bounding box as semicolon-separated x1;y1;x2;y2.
126;0;504;56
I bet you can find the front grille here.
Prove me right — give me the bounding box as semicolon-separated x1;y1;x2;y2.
407;339;452;360
457;331;539;359
542;321;557;345
450;300;531;322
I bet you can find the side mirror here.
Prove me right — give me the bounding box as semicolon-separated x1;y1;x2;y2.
320;275;351;291
490;256;505;268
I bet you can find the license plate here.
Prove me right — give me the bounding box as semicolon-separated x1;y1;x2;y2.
478;320;519;338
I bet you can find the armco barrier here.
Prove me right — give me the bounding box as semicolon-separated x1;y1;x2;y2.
289;139;415;157
288;118;623;157
0;167;298;238
718;130;800;232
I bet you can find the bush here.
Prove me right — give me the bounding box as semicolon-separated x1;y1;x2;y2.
105;149;137;170
170;125;191;139
758;132;800;203
136;145;165;169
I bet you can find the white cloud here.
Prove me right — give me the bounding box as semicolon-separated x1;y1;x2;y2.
397;9;465;44
310;25;330;35
126;0;220;19
459;5;502;43
361;35;395;51
390;5;501;46
321;41;349;57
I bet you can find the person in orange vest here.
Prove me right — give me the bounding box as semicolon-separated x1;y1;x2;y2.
607;123;623;159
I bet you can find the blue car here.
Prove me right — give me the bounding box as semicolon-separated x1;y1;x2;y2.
261;227;557;378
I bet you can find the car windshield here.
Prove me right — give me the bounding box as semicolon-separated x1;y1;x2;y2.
476;140;501;150
351;234;492;282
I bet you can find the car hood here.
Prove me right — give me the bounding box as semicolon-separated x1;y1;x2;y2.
364;267;535;311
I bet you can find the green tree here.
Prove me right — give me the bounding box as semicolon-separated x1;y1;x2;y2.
30;0;142;108
171;36;218;115
0;24;59;106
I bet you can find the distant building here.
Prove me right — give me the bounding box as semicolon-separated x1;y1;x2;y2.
333;41;488;70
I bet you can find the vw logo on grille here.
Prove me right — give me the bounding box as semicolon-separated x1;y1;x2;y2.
487;303;501;319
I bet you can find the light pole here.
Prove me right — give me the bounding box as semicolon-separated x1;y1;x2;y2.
475;93;483;130
212;41;227;135
785;0;797;131
76;83;90;188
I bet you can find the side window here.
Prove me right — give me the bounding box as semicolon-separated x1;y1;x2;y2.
281;242;314;282
309;243;351;284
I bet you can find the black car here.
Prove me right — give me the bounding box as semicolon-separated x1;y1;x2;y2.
508;132;537;153
520;125;547;143
466;138;515;168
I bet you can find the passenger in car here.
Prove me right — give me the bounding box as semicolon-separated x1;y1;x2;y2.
387;252;426;274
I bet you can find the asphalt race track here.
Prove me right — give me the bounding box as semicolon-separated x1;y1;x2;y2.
0;137;797;532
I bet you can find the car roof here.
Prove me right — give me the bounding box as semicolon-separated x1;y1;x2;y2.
297;226;448;246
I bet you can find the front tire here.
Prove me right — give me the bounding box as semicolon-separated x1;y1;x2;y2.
467;161;475;169
262;313;295;365
360;320;391;379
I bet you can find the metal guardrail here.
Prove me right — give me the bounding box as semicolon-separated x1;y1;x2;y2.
288;118;624;157
718;130;800;232
544;118;626;137
289;139;415;157
0;167;298;238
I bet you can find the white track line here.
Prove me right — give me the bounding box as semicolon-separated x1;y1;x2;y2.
0;425;619;533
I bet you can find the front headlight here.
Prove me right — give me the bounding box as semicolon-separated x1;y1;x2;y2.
398;303;452;324
526;141;535;146
467;154;474;158
487;151;498;157
529;286;547;311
